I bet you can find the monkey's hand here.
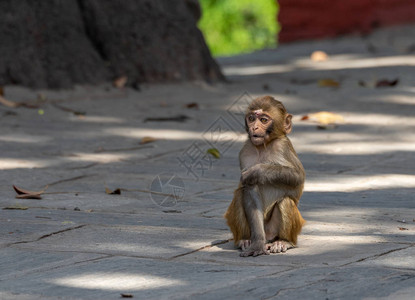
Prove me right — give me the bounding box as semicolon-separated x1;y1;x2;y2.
241;165;264;186
240;240;270;257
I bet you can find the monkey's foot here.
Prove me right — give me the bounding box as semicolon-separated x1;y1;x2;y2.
240;241;270;257
237;240;251;251
266;240;289;253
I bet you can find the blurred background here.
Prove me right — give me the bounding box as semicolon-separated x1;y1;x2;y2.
199;0;415;57
198;0;279;56
0;0;414;89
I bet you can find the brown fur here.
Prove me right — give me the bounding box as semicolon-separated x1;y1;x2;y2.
266;197;305;245
224;185;250;244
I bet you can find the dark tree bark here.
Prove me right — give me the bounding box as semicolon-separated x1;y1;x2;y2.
0;0;224;89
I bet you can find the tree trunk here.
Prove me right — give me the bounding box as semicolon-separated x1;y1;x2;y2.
0;0;224;89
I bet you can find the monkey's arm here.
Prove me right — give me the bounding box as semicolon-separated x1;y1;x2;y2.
240;186;270;257
241;163;304;187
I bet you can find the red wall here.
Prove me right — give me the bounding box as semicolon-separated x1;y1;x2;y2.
278;0;415;43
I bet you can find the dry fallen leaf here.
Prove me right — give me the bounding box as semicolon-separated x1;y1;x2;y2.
375;78;399;88
140;136;157;144
0;95;39;109
13;185;48;199
311;51;329;62
185;102;199;109
317;125;338;130
318;79;340;88
13;185;48;195
207;148;221;159
302;111;345;126
144;115;190;123
105;187;121;195
37;93;47;102
3;111;18;117
163;209;182;213
3;205;29;210
398;227;409;231
0;95;19;108
113;76;128;88
16;194;42;200
358;80;367;87
52;103;86;116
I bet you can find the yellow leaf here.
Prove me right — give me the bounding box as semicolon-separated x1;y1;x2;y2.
207;148;221;159
62;221;74;225
307;111;344;125
140;136;157;144
318;79;340;87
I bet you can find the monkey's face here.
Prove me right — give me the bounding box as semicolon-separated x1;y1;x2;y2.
246;109;273;146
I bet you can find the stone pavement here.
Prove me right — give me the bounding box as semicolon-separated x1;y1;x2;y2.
1;25;414;299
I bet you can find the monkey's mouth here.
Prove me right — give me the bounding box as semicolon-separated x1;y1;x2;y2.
251;134;266;145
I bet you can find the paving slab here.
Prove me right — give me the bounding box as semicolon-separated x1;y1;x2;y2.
13;224;230;259
0;255;292;300
1;24;415;299
190;265;415;300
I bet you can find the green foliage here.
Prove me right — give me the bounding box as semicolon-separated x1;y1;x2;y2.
198;0;279;57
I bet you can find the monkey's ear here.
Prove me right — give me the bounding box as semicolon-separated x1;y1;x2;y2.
284;114;293;134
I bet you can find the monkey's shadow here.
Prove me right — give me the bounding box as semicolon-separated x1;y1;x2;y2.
210;239;235;250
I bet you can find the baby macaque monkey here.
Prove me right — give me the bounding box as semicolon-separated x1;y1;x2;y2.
224;96;305;257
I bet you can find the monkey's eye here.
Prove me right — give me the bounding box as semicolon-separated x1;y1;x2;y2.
260;117;268;124
248;115;255;122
